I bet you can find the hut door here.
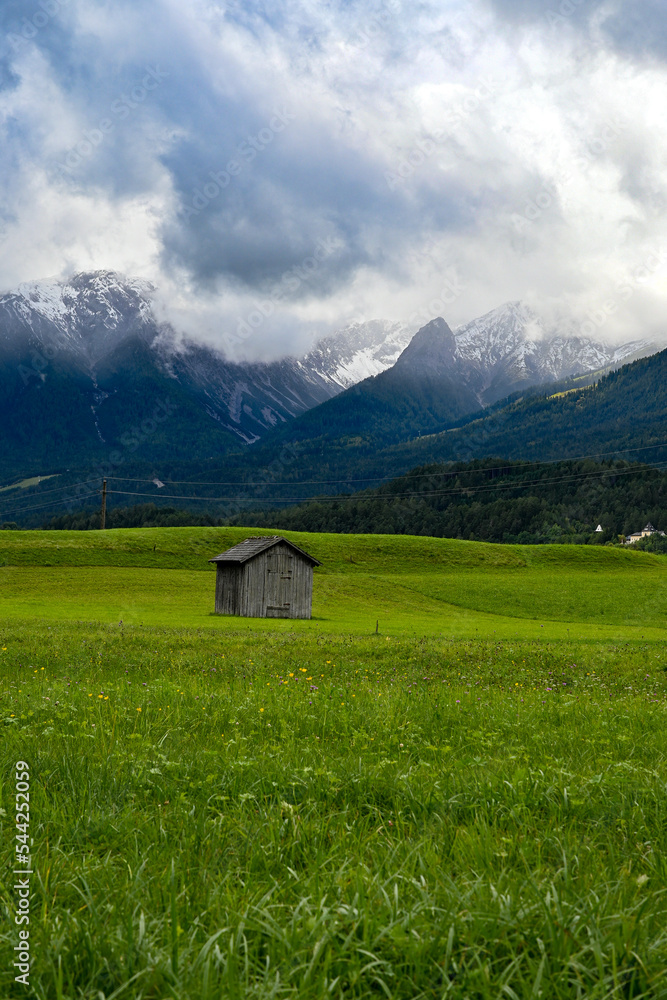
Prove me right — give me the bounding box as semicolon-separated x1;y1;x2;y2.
265;550;293;617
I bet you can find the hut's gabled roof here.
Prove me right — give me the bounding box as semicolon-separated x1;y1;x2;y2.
209;536;322;566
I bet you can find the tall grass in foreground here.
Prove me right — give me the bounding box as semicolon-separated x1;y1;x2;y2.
1;622;666;998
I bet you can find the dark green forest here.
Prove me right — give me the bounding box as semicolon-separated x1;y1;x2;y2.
26;457;666;548
30;504;220;532
227;458;667;544
2;347;666;511
2;347;666;539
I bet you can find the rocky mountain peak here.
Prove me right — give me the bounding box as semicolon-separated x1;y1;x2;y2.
393;317;458;376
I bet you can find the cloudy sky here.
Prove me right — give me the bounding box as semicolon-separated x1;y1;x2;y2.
2;0;667;358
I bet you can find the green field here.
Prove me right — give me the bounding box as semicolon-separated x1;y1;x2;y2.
1;529;667;997
1;526;666;639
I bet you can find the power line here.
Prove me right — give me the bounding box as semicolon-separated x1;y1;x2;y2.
0;477;99;499
0;477;101;517
366;462;667;501
104;439;667;489
0;490;100;519
3;441;667;521
102;460;667;507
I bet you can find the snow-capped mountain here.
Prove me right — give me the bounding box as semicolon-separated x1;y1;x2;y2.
0;271;411;446
2;272;154;366
450;302;654;406
159;318;412;443
1;273;652;424
300;319;413;389
0;271;658;483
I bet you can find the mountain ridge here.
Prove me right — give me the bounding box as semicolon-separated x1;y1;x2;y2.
2;344;666;527
0;269;660;484
0;271;414;449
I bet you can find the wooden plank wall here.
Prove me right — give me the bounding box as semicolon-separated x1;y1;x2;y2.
290;549;313;619
215;542;314;619
240;551;267;617
214;565;241;614
265;547;293;618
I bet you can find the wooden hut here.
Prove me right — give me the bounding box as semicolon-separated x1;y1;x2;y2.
209;536;321;619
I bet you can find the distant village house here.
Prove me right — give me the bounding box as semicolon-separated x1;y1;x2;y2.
209;536;321;619
625;523;666;544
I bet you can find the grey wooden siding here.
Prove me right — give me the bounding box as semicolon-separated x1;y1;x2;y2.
290;548;313;619
214;564;242;615
214;541;314;619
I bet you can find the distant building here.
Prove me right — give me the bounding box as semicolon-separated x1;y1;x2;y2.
595;524;603;532
625;523;666;544
209;536;321;619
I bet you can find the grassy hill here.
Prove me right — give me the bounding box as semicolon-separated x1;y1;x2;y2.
1;526;666;639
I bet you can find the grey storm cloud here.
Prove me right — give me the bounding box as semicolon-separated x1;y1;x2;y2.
601;2;667;61
0;0;484;296
158;114;477;293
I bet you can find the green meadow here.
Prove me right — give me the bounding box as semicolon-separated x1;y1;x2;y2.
1;528;667;997
0;526;666;639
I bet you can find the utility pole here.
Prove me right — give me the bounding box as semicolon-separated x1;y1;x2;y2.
101;479;107;530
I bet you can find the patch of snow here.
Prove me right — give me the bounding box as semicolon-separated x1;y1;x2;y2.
17;278;70;328
261;406;279;426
